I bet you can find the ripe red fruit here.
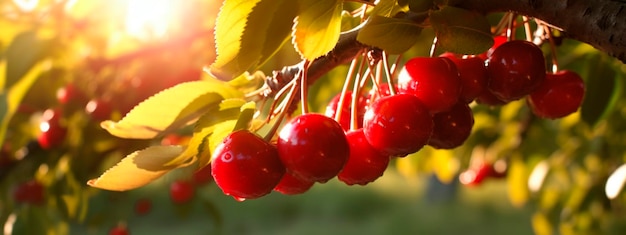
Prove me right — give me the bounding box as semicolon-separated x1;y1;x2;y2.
273;171;315;195
528;70;585;119
278;113;349;183
134;198;152;216
169;180;195;204
38;108;67;149
56;84;87;105
459;164;494;186
13;180;45;205
478;35;507;60
324;91;367;130
109;225;129;235
428;102;474;149
397;57;461;113
486;40;546;101
85;99;113;121
212;130;285;200
363;94;433;157
440;54;488;103
475;89;508;106
338;129;390;186
192;164;213;185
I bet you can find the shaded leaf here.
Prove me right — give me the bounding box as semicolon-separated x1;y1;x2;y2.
369;0;409;17
167;98;247;167
101;80;242;139
430;6;493;55
580;53;621;127
357;15;423;54
87;145;186;191
210;0;297;80
292;0;343;60
3;31;50;89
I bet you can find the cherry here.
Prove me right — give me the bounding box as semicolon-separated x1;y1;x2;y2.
13;180;45;205
338;129;390;186
363;94;433;157
459;163;494;186
478;35;507;60
273;171;315;195
528;70;585;119
475;89;508;106
134;198;152;216
192;164;213;185
278;113;349;183
56;83;87;105
397;57;461;113
440;54;488;103
212;130;285;200
38;108;67;149
85;99;113;121
324;91;367;130
169;180;195;204
367;83;396;103
109;225;129;235
486;40;546;102
428;102;474;149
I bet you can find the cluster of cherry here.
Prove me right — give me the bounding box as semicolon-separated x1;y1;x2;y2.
209;37;585;201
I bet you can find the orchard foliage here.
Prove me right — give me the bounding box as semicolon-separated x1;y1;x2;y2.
1;0;626;234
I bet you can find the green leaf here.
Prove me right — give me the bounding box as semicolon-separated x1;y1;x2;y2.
580;53;620;127
429;6;493;55
100;80;242;139
87;145;186;191
210;0;297;80
166;98;246;167
3;31;50;89
357;15;423;54
0;62;44;147
292;0;343;60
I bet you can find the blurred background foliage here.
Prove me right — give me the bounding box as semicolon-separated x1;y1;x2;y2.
1;0;626;234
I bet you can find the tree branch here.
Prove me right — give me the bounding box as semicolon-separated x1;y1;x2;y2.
264;0;626;98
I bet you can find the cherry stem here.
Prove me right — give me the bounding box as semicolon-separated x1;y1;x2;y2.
300;60;311;114
350;65;363;131
429;36;438;57
263;71;301;142
506;13;517;41
522;16;533;42
335;55;361;124
381;52;397;96
544;25;559;73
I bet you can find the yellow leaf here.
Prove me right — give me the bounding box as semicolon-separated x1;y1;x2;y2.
432;149;460;184
532;212;554;235
292;0;343;60
101;80;242;139
87;145;186;191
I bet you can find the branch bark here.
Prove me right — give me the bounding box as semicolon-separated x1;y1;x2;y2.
264;0;626;97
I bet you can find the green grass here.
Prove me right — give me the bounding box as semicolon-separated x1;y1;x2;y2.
72;170;534;235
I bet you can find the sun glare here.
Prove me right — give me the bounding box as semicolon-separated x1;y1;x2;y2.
125;0;175;39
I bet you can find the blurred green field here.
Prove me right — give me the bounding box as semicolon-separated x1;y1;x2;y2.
71;168;538;235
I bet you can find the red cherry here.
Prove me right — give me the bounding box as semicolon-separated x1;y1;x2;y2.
367;83;396;103
13;180;45;205
193;164;213;185
475;89;508;106
397;57;461;113
85;99;113;121
528;70;585;119
441;55;488;103
486;40;546;102
363;94;433;157
428;102;474;149
338;129;390;186
278;114;349;183
38;109;67;149
134;198;152;216
109;225;129;235
56;83;87;105
324;91;367;130
459;164;494;186
273;171;315;195
169;180;195;204
478;35;507;60
212;130;285;200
